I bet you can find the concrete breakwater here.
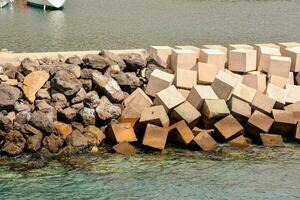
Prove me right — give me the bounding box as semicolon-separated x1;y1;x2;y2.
0;43;300;158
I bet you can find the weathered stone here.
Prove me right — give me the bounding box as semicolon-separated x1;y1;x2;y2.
145;69;174;97
65;55;82;65
20;57;39;75
260;133;284;147
71;122;85;133
186;85;218;110
189;131;218;151
140;105;169;128
51;92;69;110
30;110;56;133
1;130;26;156
14;102;31;112
42;134;64;153
84;125;106;145
146;52;167;69
106;123;138;144
80;79;93;92
148;46;173;68
61;107;77;121
199;48;226;70
213;115;244;143
228;49;257;72
79;107;96;126
80;68;98;79
99;49;126;70
23;124;43;152
84;91;100;108
92;72;125;103
0;84;21;110
36;88;51;100
0;115;13;132
113;142;138;155
53;121;73;139
195;62;219;84
251;92;276;114
82;54;113;70
51;69;82;96
15;111;31;124
67;129;89;148
154;85;185;113
171;49;197;71
175;68;197;89
228;135;249;148
111;72;142;93
144;64;174;80
168;120;194;146
120;53;146;72
71;88;86;104
96;96;121;121
142;124;168;150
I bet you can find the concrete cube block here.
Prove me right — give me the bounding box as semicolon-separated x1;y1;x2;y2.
142;124;168;150
189;131;218;151
296;122;300;140
285;84;300;104
278;42;300;54
265;83;287;108
149;46;173;68
145;69;175;97
256;46;281;72
139;105;169;128
113;142;138;155
175;45;201;59
178;88;190;99
213;115;244;143
175;68;197;89
228;49;257;72
154;85;185;113
251;92;276;114
254;43;280;50
245;110;274;143
260;133;284;147
243;72;266;92
171;49;197;71
268;56;291;78
106;123;138;144
232;83;257;104
199;48;226;70
186;85;218;110
228;44;254;51
123;88;153;114
119;106;141;128
268;72;294;88
202;44;227;55
168;120;194;146
195;62;219;84
224;69;244;82
170;101;201;128
284;101;300;112
228;135;249;148
270;109;297;138
281;47;300;72
228;97;251;125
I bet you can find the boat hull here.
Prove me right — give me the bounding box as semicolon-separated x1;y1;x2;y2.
27;0;65;9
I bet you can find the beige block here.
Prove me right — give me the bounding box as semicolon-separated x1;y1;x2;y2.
224;69;244;83
145;69;175;97
213;115;244;142
178;88;190;99
278;42;300;54
142;124;168;150
232;83;257;104
284;101;300;112
119;106;140;128
123;88;153;114
260;133;284;147
228;135;249;148
257;46;281;73
202;44;227;54
281;47;300;72
113;142;138;155
175;68;197;89
149;46;173;68
271;109;299;138
265;83;287;108
139;105;169;128
154;85;185;113
285;84;300;104
228;49;257;72
171;49;197;71
254;43;280;49
199;48;226;70
268;72;294;88
195;62;219;84
186;85;218;110
189;131;218;151
170;101;201;128
228;44;254;51
268;56;291;78
168;120;194;146
106;123;138;144
243;72;266;92
296;122;300;140
228;97;251;121
175;45;201;59
201;99;230;119
251;92;276;114
295;71;300;85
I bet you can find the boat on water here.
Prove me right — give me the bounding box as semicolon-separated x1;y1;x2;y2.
0;0;12;8
27;0;65;9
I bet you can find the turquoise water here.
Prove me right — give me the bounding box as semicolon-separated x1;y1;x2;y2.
1;145;300;199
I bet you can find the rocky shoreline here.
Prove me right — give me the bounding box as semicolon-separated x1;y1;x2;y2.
0;43;300;160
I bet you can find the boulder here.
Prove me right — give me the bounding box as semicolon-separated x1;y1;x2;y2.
111;72;142;93
79;107;96;126
148;46;173;68
84;91;100;108
20;58;39;75
51;92;69;110
71;88;86;104
146;53;167;69
99;49;126;70
84;125;106;146
65;55;82;65
30;110;56;133
61;107;77;121
82;54;113;70
42;134;64;153
96;96;121;121
67;129;89;148
36;88;51;100
53;121;73;139
120;53;146;72
144;64;174;80
0;84;21;110
1;130;26;156
23;124;43;152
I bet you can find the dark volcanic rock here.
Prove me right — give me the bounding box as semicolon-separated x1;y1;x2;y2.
111;72;142;93
82;54;113;70
42;134;64;153
92;72;125;103
120;53;146;72
79;107;96;126
96;96;121;121
51;69;82;96
30;110;56;133
84;91;100;108
0;84;21;110
84;125;106;146
99;49;126;70
1;130;26;156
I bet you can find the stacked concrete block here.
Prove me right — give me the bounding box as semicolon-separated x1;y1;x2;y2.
228;44;254;51
145;69;175;97
195;62;219;84
271;109;298;138
256;46;281;73
139;105;169;128
168;120;195;146
106;123;138;144
154;85;185;113
202;44;228;55
268;72;294;88
265;83;287;108
254;43;280;49
228;97;251;125
123;88;153;113
268;56;291;78
178;89;190;99
278;42;300;54
251;92;276;114
142;124;169;150
171;49;197;71
228;135;249;148
189;131;218;151
295;72;300;85
175;68;197;89
281;47;300;72
285;85;300;104
175;45;201;60
186;85;218;110
149;46;173;68
228;49;257;72
245;110;274;143
232;83;257;104
260;133;284;147
170;101;201;128
296;122;300;140
213;115;244;143
199;48;226;70
284;101;300;112
243;71;266;92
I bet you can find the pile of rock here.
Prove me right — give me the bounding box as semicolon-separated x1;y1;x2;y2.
0;42;300;157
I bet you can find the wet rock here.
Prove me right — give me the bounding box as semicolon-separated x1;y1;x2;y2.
61;107;77;121
80;79;93;92
23;124;43;152
51;69;82;96
99;49;126;70
67;129;88;148
51;92;69;110
42;134;64;153
1;130;26;156
96;96;121;121
0;84;21;110
30;110;56;133
92;72;125;103
84;125;106;146
65;56;82;65
111;72;142;93
84;91;100;108
53;121;73;139
82;54;114;70
79;107;96;126
120;53;146;72
23;71;50;103
71;88;86;104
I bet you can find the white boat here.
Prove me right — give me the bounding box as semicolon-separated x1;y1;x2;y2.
0;0;10;8
27;0;65;9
